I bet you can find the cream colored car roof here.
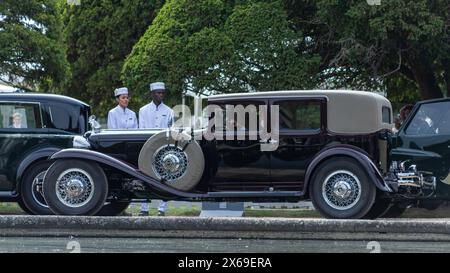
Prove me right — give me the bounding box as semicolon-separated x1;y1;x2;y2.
208;90;393;134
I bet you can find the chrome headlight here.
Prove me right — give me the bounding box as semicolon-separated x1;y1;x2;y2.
73;135;91;149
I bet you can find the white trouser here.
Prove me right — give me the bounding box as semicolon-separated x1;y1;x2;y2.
140;200;167;212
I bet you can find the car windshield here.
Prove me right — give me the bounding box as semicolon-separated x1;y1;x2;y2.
406;101;450;135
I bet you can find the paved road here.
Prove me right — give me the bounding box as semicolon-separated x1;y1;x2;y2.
0;236;449;253
2;216;450;252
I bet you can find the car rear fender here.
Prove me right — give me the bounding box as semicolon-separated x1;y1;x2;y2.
303;145;392;197
50;148;205;199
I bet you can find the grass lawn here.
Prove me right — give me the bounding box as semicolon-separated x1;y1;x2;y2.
0;202;321;217
1;202;449;218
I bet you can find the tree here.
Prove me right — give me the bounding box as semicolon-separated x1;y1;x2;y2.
287;0;450;100
63;0;164;116
0;0;69;91
122;0;321;108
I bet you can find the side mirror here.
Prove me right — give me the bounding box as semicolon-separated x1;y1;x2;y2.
88;115;101;133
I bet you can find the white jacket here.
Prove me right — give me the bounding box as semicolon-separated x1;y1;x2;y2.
107;105;138;129
139;101;173;129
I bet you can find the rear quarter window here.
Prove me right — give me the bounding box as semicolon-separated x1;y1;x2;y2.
382;106;391;124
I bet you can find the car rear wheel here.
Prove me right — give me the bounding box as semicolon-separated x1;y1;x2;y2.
43;159;108;216
138;130;204;191
20;161;53;215
309;157;376;219
96;202;131;216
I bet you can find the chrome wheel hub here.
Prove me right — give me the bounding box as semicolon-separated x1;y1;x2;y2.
162;154;181;173
56;168;94;208
66;179;85;199
333;181;352;199
322;170;361;210
153;145;188;181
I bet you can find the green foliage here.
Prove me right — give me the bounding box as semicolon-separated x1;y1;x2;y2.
307;0;450;100
223;1;321;91
63;0;164;116
0;0;69;92
122;0;321;108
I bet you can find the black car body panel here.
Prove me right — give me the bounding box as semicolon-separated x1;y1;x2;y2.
0;93;90;200
40;91;450;218
50;91;397;201
390;98;450;199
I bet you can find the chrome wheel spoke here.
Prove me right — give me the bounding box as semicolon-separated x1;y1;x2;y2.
55;168;94;208
322;170;361;210
153;145;188;181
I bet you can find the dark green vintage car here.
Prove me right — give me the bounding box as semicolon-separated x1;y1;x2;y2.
0;93;91;215
40;90;450;218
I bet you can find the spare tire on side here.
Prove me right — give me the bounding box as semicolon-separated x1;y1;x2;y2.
138;130;205;191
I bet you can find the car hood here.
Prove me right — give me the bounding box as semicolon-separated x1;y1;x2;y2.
87;129;163;143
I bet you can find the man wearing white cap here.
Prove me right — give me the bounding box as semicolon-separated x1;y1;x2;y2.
107;87;138;130
138;82;173;129
138;81;173;216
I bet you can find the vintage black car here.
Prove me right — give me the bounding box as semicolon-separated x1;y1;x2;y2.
41;90;450;218
0;93;91;215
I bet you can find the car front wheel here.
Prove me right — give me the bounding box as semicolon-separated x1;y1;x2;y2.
309;157;376;219
20;161;53;215
43;159;108;216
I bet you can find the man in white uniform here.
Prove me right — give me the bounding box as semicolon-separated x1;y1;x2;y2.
107;87;138;129
138;82;173;216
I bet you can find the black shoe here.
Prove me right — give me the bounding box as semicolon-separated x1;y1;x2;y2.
139;211;149;216
157;210;165;216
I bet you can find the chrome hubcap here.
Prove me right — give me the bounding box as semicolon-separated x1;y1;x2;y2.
333;181;352;199
322;170;361;210
153;145;188;181
162;154;181;173
66;179;85;199
56;169;94;208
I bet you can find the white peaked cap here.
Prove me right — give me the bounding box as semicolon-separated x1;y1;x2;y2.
114;87;128;97
150;82;165;91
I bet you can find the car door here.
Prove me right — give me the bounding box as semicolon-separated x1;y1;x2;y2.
0;101;44;190
395;100;450;183
209;99;271;191
269;98;328;191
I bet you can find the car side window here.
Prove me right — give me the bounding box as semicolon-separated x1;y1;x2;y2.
0;102;42;129
406;101;450;135
275;100;321;131
47;103;82;134
213;101;264;133
382;106;391;124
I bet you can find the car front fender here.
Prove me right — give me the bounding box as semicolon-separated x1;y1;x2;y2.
50;148;206;199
